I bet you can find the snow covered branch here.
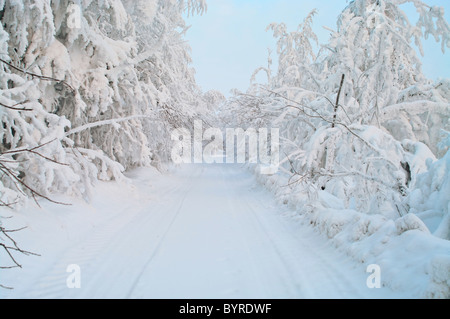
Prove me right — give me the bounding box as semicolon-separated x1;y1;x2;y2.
0;139;72;208
64;115;157;137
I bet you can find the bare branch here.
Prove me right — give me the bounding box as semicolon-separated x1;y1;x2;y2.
1;139;70;166
267;90;397;166
0;100;33;111
0;226;40;286
0;162;71;206
0;58;75;93
317;169;396;189
0;284;13;290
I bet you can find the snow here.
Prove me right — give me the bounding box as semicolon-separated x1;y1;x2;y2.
248;162;450;299
1;0;449;300
0;164;414;299
406;141;450;239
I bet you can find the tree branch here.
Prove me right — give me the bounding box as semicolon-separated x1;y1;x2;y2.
65;115;157;137
1;139;70;167
0;58;76;94
0;101;33;111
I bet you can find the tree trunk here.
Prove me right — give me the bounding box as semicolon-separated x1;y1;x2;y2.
332;74;345;128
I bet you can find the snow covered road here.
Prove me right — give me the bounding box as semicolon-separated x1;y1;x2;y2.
0;164;405;299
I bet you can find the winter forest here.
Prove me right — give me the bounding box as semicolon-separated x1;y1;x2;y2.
0;0;449;299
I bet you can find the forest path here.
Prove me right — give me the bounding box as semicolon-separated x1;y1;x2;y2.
0;164;405;298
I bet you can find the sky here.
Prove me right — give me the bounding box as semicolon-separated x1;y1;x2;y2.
184;0;450;97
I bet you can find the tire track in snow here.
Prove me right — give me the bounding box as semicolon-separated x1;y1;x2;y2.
2;164;403;298
219;165;307;298
9;168;198;298
217;164;394;298
124;181;193;298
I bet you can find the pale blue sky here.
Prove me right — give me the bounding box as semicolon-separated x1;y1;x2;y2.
184;0;450;96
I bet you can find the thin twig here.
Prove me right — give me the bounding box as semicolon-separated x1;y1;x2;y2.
0;284;13;290
0;162;71;206
1;139;70;166
0;226;40;273
0;226;28;233
0;58;75;93
0;101;33;111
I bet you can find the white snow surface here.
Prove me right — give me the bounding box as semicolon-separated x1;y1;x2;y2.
249;163;450;299
0;163;425;299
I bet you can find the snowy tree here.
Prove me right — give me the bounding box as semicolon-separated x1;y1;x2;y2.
321;0;450;152
266;10;318;90
229;0;450;216
0;0;208;206
121;0;208;162
0;0;83;204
